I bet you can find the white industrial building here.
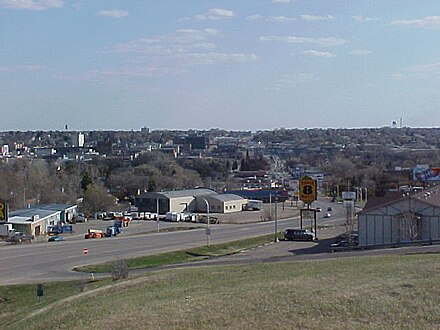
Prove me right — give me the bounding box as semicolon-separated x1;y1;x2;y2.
136;189;248;214
358;186;440;247
6;204;78;237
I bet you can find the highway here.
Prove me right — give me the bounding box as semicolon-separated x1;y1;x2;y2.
0;201;345;285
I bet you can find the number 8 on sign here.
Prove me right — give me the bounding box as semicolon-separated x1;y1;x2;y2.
299;176;317;204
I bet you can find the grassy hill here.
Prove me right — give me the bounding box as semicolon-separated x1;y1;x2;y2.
3;253;440;329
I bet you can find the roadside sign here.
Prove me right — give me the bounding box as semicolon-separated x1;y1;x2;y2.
299;176;317;204
82;248;88;255
342;191;356;200
301;209;315;220
36;283;44;297
0;202;8;221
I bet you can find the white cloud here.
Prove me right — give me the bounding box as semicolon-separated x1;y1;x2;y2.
260;35;348;47
193;8;234;21
352;15;377;23
178;52;257;65
268;16;296;23
246;14;296;23
97;10;129;18
391;16;440;28
108;28;256;73
302;50;335;58
264;73;318;91
391;73;406;81
272;0;291;3
246;14;264;21
392;62;440;81
408;62;440;74
0;0;63;10
350;49;372;56
301;15;336;21
0;64;45;72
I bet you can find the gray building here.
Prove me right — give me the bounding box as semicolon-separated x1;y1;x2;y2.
358;187;440;247
135;189;247;214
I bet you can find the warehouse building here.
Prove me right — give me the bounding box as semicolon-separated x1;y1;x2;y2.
136;189;247;214
358;186;440;247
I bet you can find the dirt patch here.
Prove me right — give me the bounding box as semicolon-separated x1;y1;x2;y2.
216;203;301;224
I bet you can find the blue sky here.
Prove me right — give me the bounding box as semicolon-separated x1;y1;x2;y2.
1;0;440;131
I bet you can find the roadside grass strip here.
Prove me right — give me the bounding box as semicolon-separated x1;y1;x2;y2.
75;233;279;273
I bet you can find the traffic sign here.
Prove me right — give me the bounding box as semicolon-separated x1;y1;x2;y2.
299;176;317;204
82;248;88;255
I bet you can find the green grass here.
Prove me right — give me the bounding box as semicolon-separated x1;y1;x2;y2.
75;233;279;273
3;253;440;329
0;278;113;328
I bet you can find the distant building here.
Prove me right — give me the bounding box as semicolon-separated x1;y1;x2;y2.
1;144;9;156
185;135;208;150
72;132;84;148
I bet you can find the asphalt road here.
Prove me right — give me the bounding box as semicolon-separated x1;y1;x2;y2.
0;200;346;285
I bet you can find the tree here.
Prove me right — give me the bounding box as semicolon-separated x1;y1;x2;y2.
80;184;116;216
81;172;93;191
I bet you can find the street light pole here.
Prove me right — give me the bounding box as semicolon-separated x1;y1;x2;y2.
203;198;210;246
274;197;279;242
156;198;160;233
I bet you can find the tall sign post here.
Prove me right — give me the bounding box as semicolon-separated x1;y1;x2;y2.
299;176;318;237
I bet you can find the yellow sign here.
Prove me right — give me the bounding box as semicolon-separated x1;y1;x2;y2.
299;176;317;204
0;202;7;221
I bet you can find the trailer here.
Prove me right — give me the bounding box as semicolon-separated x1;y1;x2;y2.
0;223;14;238
165;212;183;222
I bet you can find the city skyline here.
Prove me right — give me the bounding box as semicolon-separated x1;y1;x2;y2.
1;1;440;131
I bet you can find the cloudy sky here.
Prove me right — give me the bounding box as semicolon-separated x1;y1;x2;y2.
1;0;440;131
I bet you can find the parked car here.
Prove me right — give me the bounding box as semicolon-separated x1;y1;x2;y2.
48;235;65;242
284;229;316;241
331;240;349;248
6;232;33;243
327;207;333;212
323;212;332;218
316;207;321;212
330;239;358;252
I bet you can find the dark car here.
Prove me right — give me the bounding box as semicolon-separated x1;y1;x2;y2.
327;207;333;212
6;233;33;243
284;229;315;241
48;235;65;242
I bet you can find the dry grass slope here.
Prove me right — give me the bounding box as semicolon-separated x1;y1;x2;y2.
7;253;440;329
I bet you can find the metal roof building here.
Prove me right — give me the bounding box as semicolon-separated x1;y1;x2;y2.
358;186;440;247
135;189;247;214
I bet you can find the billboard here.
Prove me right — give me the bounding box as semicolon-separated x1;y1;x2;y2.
413;165;440;181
